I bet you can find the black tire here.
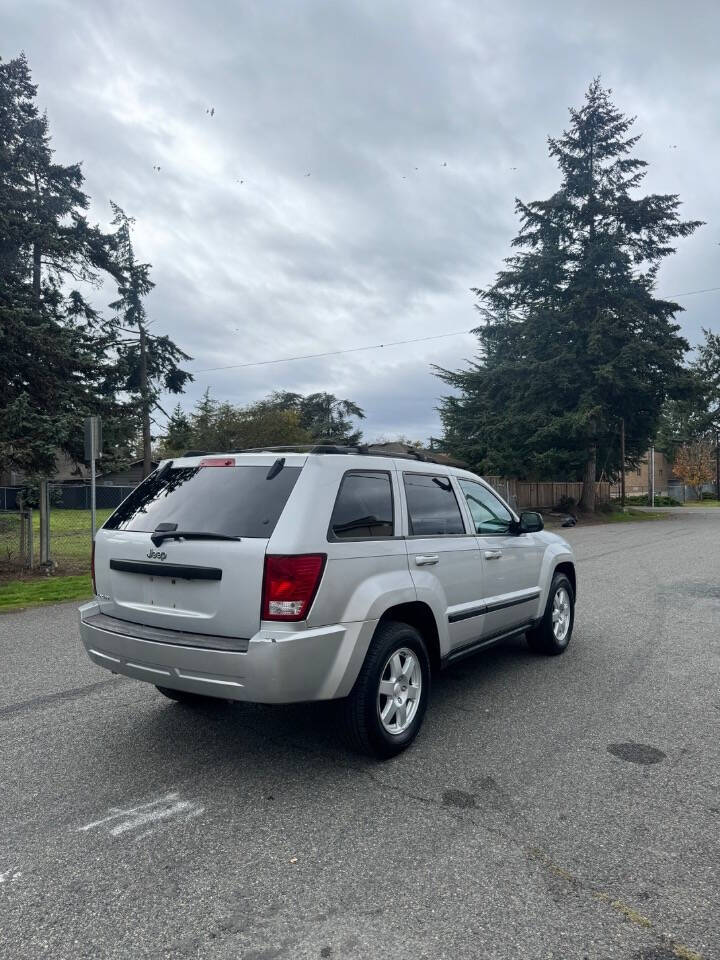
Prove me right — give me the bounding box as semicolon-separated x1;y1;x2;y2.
526;573;575;656
339;620;431;759
155;685;213;705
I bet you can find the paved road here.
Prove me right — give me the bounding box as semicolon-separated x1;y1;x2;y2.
1;512;718;960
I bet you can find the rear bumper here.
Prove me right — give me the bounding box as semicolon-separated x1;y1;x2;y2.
78;601;376;704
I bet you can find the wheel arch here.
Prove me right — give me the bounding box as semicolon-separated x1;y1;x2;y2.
377;601;442;675
553;560;576;598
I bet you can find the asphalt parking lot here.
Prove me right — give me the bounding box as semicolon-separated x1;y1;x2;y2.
1;511;718;960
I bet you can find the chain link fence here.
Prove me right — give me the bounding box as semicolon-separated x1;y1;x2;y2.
0;484;134;575
47;484;134;573
0;510;34;574
607;483;715;503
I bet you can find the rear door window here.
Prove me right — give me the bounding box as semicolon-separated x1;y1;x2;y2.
103;464;301;538
403;473;466;536
329;471;394;539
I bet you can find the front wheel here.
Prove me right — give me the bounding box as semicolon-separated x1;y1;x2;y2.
526;573;575;655
339;620;431;759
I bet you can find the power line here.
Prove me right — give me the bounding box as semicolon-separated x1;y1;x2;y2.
667;285;720;298
192;329;474;373
190;283;720;375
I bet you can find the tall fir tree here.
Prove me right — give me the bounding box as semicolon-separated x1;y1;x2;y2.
109;204;192;477
161;403;193;454
694;328;720;429
188;389;219;449
0;54;133;476
438;80;702;509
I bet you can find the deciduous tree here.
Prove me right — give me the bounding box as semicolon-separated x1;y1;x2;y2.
261;391;365;443
673;442;714;499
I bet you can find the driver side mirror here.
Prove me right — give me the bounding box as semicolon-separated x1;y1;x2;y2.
517;510;544;533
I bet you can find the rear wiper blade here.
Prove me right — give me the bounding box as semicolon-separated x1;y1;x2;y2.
150;530;242;546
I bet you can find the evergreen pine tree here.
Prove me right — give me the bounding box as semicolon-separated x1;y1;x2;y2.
0;54;132;475
109;204;192;476
188;389;219;449
161;403;193;454
438;80;702;509
694;328;720;429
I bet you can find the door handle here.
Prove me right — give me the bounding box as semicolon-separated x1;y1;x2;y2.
415;555;440;566
484;550;502;560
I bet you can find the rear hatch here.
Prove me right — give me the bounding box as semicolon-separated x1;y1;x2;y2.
93;455;304;638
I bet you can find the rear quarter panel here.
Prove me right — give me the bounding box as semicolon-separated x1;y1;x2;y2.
267;456;419;628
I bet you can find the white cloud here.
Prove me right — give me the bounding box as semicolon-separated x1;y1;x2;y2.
6;0;717;439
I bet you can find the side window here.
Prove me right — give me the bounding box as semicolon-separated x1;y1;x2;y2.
329;471;394;539
458;480;513;535
403;473;465;536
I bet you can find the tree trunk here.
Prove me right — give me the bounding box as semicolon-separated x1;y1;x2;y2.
32;242;42;305
32;173;42;307
139;325;152;478
579;445;597;512
619;418;626;508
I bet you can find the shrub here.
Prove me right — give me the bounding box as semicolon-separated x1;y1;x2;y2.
623;494;681;506
555;494;577;513
701;491;717;500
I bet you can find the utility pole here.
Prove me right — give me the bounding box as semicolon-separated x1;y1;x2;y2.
84;416;102;542
39;478;51;568
649;444;655;508
620;418;626;509
139;324;152;478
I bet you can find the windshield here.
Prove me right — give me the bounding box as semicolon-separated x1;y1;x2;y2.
103;465;301;538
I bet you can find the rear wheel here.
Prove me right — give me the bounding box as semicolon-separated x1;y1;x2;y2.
339;620;431;759
526;573;574;655
155;685;214;705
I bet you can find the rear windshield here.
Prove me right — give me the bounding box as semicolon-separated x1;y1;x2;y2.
103;464;301;538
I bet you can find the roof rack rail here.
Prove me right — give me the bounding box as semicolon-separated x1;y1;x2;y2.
233;443;450;465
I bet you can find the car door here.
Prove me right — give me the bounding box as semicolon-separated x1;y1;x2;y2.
456;478;544;638
402;470;486;651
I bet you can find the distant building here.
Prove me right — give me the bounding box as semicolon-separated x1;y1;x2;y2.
98;459;158;486
625;449;674;496
0;450;88;487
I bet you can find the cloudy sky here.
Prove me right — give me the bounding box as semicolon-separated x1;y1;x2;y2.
5;0;719;441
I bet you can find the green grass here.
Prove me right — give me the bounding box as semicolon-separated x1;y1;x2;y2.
0;507;115;578
622;494;683;507
0;574;92;612
684;499;720;507
33;508;114;563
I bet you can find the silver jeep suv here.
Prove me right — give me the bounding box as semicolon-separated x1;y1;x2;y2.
79;447;576;758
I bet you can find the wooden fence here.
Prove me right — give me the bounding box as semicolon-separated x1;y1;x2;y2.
484;477;610;510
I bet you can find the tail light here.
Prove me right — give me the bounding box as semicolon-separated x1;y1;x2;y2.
262;554;326;622
91;540;97;595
